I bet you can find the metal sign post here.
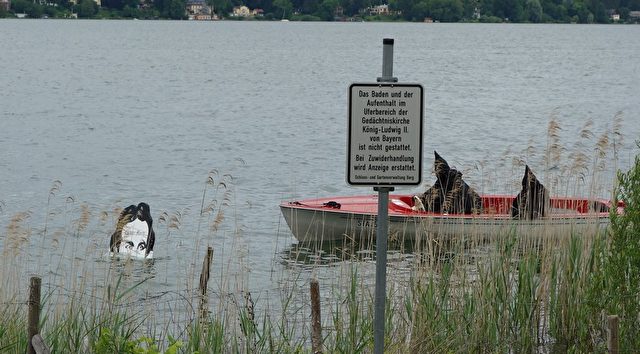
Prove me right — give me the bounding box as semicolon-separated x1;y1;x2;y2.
373;184;390;354
373;38;395;354
347;38;424;354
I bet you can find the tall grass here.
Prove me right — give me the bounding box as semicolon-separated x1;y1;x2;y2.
586;140;640;352
1;116;638;353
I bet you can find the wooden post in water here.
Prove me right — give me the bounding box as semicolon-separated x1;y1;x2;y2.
607;315;619;354
199;246;214;295
31;334;51;354
27;276;41;354
198;247;214;319
310;279;322;353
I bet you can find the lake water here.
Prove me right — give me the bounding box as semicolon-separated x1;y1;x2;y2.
1;19;639;332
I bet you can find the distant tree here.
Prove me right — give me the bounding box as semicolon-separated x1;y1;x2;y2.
300;0;319;14
428;0;464;21
27;2;45;17
477;0;495;16
51;0;73;10
541;0;568;22
572;1;593;22
156;0;186;18
10;0;27;12
273;0;292;18
619;6;629;18
122;4;141;17
77;0;98;17
462;0;480;19
1;0;624;22
394;0;415;19
525;0;542;21
314;0;338;19
205;0;216;17
588;0;607;22
493;0;523;20
604;0;618;7
12;0;48;16
44;5;59;17
102;0;124;9
207;0;232;16
412;0;430;20
341;0;371;16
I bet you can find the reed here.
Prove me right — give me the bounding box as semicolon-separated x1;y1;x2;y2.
327;266;373;353
589;140;640;352
1;116;638;353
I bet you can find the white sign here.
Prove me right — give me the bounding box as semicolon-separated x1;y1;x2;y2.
347;83;423;186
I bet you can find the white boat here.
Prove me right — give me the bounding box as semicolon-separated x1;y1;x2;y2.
280;194;623;243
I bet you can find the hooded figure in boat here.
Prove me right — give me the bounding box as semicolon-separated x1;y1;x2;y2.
110;202;155;259
414;151;482;214
511;165;549;220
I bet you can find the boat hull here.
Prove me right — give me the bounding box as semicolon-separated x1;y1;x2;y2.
280;194;618;243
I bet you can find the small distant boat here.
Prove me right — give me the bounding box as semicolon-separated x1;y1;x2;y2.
280;194;624;243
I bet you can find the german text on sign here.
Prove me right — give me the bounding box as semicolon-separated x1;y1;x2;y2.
347;83;424;186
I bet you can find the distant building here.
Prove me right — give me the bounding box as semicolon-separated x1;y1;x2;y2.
193;13;212;20
370;4;389;16
473;7;480;19
186;0;219;20
629;11;640;19
366;4;399;17
186;0;205;15
0;0;10;11
64;0;99;6
607;9;620;21
232;5;251;17
230;5;263;17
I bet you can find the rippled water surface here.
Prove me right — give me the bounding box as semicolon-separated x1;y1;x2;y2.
1;20;639;324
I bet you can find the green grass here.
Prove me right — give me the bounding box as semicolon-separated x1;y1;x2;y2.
0;207;636;353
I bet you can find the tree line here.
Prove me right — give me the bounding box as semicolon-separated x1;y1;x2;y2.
2;0;639;23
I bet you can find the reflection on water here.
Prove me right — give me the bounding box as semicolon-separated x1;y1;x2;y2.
279;235;487;269
106;256;158;282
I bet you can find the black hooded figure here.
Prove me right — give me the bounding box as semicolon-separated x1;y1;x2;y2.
511;165;549;220
417;151;482;214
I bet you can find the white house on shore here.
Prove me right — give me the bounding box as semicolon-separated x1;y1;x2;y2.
186;0;218;20
230;5;263;17
365;4;400;17
369;4;389;15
